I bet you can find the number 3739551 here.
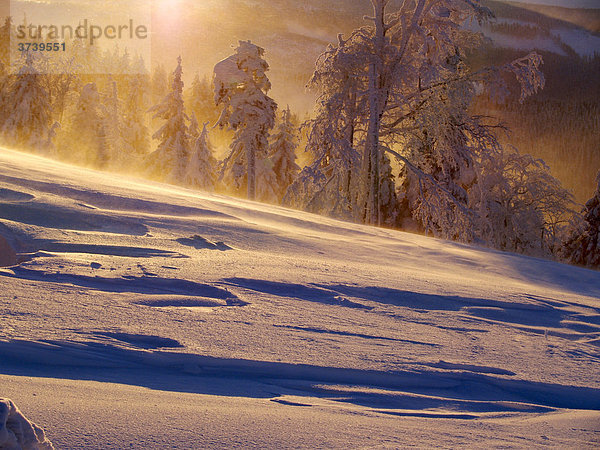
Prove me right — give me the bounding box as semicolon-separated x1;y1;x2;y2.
17;42;66;52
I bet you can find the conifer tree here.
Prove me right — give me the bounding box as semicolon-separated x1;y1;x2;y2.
1;53;53;152
0;17;14;70
146;56;190;184
269;106;300;202
188;113;200;140
62;82;104;165
101;79;121;165
214;40;277;200
121;74;150;159
561;172;600;267
187;73;219;125
184;122;217;190
151;64;168;105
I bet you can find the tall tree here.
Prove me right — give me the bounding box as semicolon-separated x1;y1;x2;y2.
269;106;300;202
289;0;548;238
561;172;600;268
121;74;150;160
146;56;190;184
187;73;219;125
101;78;121;165
184;122;217;190
214;40;277;200
0;17;14;73
1;53;53;152
151;64;168;105
60;82;104;165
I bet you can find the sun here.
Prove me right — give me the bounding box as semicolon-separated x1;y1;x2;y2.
153;0;184;30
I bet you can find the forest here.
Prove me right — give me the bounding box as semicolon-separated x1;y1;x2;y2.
0;0;597;268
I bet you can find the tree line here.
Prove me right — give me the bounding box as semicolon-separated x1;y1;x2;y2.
0;1;597;268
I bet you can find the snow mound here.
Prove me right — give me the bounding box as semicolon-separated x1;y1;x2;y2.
0;235;17;267
0;399;54;450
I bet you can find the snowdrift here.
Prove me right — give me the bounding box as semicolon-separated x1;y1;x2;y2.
0;234;16;267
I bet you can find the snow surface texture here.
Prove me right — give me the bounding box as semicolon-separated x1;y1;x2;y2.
0;398;54;449
0;148;599;448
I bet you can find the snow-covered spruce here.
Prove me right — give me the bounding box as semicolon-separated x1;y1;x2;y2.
0;53;53;153
184;121;217;190
60;83;105;166
99;79;122;168
562;172;600;268
146;56;191;184
0;399;54;449
121;74;151;162
187;73;219;127
214;40;277;200
151;64;168;107
268;106;301;203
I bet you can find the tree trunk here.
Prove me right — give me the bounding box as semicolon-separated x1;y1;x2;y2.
367;62;381;225
247;140;256;200
365;0;386;225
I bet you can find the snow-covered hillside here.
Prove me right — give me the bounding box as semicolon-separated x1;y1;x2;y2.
0;147;599;448
475;1;600;57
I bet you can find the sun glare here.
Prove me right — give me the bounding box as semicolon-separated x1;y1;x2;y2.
153;0;184;29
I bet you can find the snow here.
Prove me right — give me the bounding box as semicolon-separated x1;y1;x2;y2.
0;398;54;449
551;28;600;57
0;147;599;448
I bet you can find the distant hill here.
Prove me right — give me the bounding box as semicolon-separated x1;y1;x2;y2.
504;1;600;32
471;1;600;203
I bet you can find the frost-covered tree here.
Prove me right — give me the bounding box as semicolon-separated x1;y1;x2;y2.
289;0;544;223
379;152;401;227
561;172;600;268
184;122;217;190
1;53;53;152
70;36;101;74
188;113;200;140
146;56;191;184
269;106;301;202
40;58;79;123
0;17;14;70
0;17;15;127
0;58;11;133
284;36;363;219
288;0;553;245
101;79;121;165
397;72;487;241
214;40;277;200
121;74;150;159
476;147;574;254
96;123;110;169
152;64;168;105
132;55;148;76
255;157;279;203
61;82;104;165
187;73;219;125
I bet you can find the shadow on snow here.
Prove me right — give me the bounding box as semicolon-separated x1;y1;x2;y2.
0;339;599;415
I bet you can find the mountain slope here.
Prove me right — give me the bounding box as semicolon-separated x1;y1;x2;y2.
0;147;599;448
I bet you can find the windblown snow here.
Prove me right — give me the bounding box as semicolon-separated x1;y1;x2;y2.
0;148;599;448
